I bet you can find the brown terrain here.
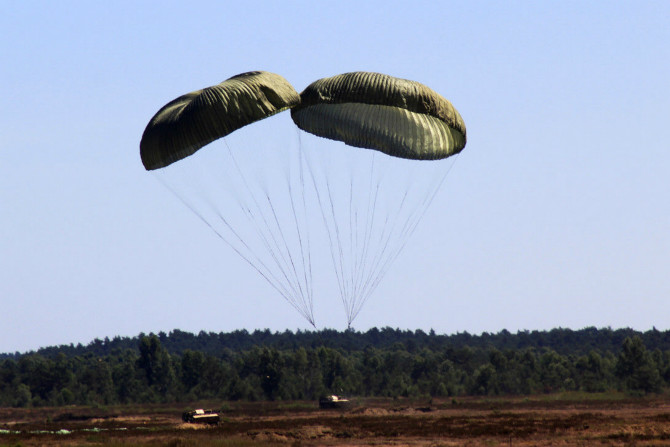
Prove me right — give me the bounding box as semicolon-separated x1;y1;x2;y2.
2;394;670;446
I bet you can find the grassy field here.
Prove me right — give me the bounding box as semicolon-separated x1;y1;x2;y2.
2;393;670;446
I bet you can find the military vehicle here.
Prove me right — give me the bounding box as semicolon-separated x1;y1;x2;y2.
181;409;220;424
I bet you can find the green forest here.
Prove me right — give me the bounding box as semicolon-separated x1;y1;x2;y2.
2;327;670;407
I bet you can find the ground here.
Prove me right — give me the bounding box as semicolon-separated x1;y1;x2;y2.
2;394;670;446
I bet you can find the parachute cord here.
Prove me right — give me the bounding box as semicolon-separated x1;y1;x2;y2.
168;180;302;314
228;183;307;319
351;200;431;323
346;173;407;324
212;207;315;326
348;157;459;324
286;151;314;324
223;140;315;326
198;178;294;301
346;156;379;325
325;177;350;322
352;187;430;323
351;202;413;323
351;171;381;321
153;174;315;326
345;177;356;322
297;134;315;319
234;201;308;316
264;191;312;322
224;140;314;326
222;143;289;264
287;168;312;322
302;145;348;314
355;210;396;315
263;191;312;321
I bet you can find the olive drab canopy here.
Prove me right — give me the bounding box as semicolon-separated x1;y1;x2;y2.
140;71;300;170
290;72;466;160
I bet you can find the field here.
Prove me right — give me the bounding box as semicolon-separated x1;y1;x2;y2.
2;394;670;446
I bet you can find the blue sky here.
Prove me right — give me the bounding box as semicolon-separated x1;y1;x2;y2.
1;1;669;353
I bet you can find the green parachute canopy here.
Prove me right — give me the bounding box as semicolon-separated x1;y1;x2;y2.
140;71;300;170
291;71;466;160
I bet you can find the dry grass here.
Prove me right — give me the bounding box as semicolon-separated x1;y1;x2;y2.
1;395;670;446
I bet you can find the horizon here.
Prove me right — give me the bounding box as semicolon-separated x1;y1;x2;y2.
5;324;662;356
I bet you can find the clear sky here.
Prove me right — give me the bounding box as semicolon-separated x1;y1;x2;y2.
2;1;669;353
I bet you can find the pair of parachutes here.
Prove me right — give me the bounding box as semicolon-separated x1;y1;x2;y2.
140;71;466;328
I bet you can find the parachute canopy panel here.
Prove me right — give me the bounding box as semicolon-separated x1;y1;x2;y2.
140;71;301;170
291;72;466;160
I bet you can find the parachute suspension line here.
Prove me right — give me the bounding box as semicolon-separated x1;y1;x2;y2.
337;173;355;325
354;190;428;323
289;136;314;322
301;142;350;321
208;206;314;323
297;134;316;318
389;156;459;266
324;176;350;324
222;143;306;308
263;190;312;323
153;173;315;323
346;176;358;322
297;135;459;328
305;143;350;321
335;151;388;327
221;140;316;326
350;156;382;324
349;187;410;323
342;153;409;326
351;176;362;309
317;147;389;329
348;157;460;324
350;189;412;323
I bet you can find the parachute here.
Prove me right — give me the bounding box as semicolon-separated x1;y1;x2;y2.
291;72;466;326
141;70;466;328
291;72;466;160
141;71;300;170
140;71;319;325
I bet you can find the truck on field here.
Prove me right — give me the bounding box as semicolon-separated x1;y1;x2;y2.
319;395;351;409
181;409;220;425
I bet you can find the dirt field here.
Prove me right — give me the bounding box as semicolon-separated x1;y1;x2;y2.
2;394;670;446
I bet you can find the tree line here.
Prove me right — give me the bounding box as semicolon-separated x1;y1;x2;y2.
1;328;669;407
